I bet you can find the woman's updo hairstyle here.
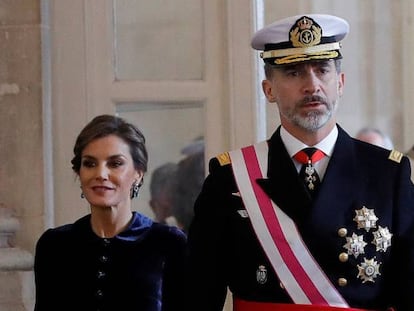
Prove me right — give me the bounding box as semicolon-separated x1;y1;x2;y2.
71;114;148;175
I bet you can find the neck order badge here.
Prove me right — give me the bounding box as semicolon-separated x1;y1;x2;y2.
294;148;325;193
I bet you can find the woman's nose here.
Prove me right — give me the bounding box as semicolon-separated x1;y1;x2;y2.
95;164;109;180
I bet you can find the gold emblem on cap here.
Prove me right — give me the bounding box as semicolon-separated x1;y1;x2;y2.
290;16;322;48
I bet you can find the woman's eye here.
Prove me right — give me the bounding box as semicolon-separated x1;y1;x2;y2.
82;160;95;168
109;160;123;168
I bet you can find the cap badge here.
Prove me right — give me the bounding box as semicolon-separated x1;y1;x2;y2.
256;265;268;284
290;16;322;48
353;206;378;232
357;257;381;283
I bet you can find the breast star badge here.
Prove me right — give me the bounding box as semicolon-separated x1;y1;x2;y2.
357;257;381;283
353;206;378;232
372;226;393;252
343;233;367;258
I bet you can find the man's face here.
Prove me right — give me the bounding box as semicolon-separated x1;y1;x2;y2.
262;60;344;132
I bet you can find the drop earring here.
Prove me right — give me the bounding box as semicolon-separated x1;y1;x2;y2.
130;179;143;199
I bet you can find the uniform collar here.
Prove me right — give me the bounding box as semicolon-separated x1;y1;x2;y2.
280;125;338;158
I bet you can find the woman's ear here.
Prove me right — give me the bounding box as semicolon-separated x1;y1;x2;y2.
134;170;144;184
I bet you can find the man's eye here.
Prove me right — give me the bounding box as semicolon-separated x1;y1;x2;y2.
286;71;299;77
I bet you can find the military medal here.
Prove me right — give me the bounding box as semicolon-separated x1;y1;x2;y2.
353;206;378;232
357;257;381;283
256;265;267;284
372;226;393;252
343;233;367;258
304;164;317;190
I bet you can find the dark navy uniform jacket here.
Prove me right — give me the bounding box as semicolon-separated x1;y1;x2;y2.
34;211;187;311
187;125;414;311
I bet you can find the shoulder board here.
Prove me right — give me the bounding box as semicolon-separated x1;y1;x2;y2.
388;149;403;163
216;152;231;166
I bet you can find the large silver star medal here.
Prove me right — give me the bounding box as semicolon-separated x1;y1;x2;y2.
343;233;367;258
353;206;378;232
372;226;393;252
357;257;381;283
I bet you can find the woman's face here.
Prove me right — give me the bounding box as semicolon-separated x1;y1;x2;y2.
79;134;143;210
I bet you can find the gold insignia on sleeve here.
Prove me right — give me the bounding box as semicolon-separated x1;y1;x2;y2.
216;152;231;166
388;150;403;163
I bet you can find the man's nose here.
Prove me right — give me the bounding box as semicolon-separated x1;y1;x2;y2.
302;71;321;94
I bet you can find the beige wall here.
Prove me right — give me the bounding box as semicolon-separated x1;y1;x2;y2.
0;0;43;254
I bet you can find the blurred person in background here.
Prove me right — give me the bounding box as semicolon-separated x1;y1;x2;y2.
355;127;394;149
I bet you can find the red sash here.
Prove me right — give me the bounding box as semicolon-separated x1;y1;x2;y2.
229;142;347;307
234;299;378;311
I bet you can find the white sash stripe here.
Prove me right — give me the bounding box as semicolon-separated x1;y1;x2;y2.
230;147;310;303
230;141;348;306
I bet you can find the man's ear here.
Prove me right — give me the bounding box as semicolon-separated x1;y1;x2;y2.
338;72;345;97
262;79;276;102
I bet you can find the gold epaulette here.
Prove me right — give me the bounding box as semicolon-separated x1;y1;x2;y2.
388;149;403;163
216;152;231;166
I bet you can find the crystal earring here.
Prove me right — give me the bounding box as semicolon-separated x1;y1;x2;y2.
130;181;140;199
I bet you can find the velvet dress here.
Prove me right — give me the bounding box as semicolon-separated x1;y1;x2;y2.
34;211;187;311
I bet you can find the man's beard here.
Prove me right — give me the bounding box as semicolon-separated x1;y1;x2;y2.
283;95;338;132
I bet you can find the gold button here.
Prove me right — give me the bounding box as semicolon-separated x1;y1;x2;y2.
338;278;347;287
279;282;284;289
338;252;349;262
337;228;347;237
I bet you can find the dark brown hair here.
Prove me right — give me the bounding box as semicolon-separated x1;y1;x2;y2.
71;114;148;174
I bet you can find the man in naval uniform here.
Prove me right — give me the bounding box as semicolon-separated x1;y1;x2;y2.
186;14;414;311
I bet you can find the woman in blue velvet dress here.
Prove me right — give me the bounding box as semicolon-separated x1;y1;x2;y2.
34;115;187;311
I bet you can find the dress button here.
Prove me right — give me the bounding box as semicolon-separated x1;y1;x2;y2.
338;252;349;262
97;270;106;279
95;289;104;299
337;228;347;237
99;255;109;263
338;278;347;287
102;238;111;246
